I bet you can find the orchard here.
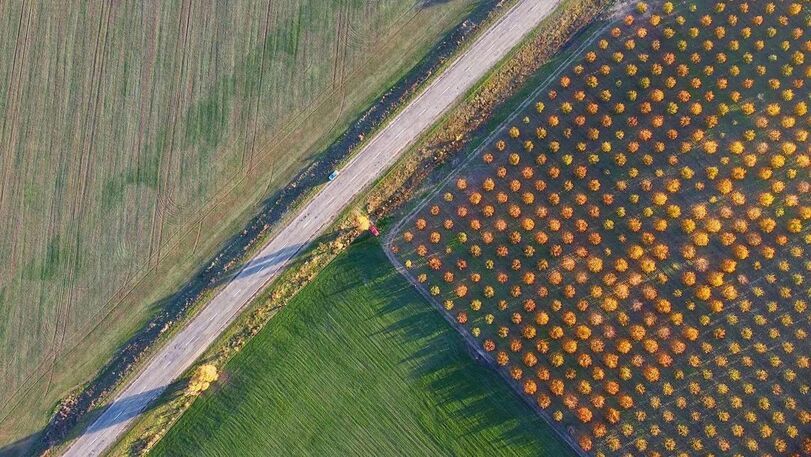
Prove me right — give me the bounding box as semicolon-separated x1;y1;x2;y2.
391;1;810;456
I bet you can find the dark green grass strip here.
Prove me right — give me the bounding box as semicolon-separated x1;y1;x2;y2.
153;237;573;456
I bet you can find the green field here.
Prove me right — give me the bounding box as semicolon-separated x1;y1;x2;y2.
0;0;476;445
152;238;572;456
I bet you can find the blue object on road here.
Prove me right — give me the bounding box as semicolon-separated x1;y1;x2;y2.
328;170;340;181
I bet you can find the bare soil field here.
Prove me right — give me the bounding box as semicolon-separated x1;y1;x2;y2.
0;0;474;446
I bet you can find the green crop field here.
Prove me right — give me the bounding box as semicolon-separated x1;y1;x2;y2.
151;238;573;456
0;0;476;446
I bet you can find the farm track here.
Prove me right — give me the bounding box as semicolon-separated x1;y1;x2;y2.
61;1;561;455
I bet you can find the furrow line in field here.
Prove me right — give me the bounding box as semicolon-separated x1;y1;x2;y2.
0;1;32;245
134;6;160;173
0;0;27;386
149;0;194;270
190;220;203;256
324;0;351;138
60;0;115;352
330;1;344;91
32;0;100;409
44;48;79;393
339;2;350;86
58;1;111;359
52;3;94;368
146;1;180;271
246;0;273;172
336;1;351;115
1;7;37;349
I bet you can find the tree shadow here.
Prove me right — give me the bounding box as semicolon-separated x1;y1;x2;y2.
0;436;36;457
418;0;452;8
214;241;308;285
367;249;577;454
0;380;185;457
82;380;186;437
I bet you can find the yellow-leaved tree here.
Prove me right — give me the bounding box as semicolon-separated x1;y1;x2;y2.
354;212;370;231
187;364;219;395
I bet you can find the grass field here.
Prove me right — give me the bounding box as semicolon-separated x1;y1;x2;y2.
0;0;476;445
151;238;574;456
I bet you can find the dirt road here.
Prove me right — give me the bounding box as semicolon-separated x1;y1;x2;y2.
62;1;560;454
